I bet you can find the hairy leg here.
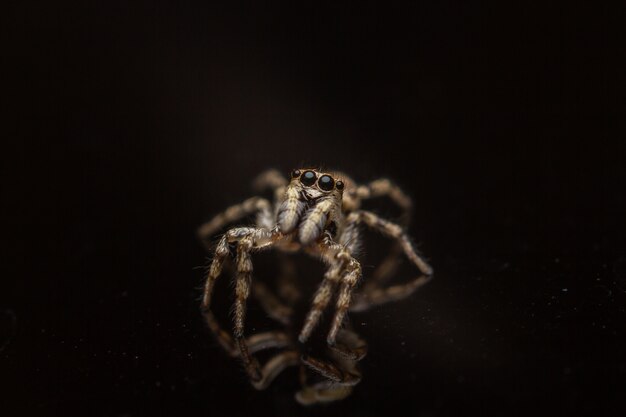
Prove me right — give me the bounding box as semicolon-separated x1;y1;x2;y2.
344;210;433;312
355;178;413;223
252;168;288;192
200;227;280;383
233;235;263;381
298;256;343;343
326;253;362;351
252;169;290;222
299;236;364;360
197;197;273;247
355;178;416;286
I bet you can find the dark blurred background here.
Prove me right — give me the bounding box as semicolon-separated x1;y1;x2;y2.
2;1;625;416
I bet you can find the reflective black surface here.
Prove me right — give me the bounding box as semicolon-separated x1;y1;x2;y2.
3;2;625;416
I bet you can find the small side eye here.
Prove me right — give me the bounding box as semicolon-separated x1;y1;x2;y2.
291;169;301;178
336;180;344;191
318;175;335;191
300;170;317;186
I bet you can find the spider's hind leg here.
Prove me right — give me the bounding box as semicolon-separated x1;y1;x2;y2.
353;178;415;289
356;178;413;223
252;168;288;192
346;210;433;313
197;197;273;248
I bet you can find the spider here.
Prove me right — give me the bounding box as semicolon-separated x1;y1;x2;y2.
199;168;433;404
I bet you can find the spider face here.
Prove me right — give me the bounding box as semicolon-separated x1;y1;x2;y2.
279;168;345;244
290;169;344;198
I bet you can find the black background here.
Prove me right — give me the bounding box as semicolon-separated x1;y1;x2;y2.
3;2;626;416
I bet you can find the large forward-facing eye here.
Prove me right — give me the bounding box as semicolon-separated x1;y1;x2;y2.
318;175;334;191
300;170;317;186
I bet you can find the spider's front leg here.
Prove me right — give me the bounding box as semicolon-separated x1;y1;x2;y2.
298;236;367;361
201;226;280;382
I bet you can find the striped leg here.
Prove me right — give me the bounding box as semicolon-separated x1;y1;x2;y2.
298;237;365;361
197;197;273;248
233;235;262;381
326;253;362;355
355;178;413;223
345;210;433;313
297;259;343;343
201;227;279;383
355;178;414;287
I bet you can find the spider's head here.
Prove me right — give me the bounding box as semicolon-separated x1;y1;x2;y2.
288;168;345;200
277;168;345;243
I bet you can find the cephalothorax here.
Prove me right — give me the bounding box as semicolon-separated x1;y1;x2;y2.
199;168;433;405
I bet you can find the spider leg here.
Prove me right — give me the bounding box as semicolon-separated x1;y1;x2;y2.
235;271;301;390
201;227;280;383
215;253;298;326
345;210;433;312
299;355;360;386
355;178;413;224
204;327;292;357
252;168;288;212
251;168;288;192
202;323;299;390
354;178;414;286
251;350;300;390
237;280;301;391
296;328;365;405
340;211;403;295
298;245;344;343
298;237;365;360
326;252;362;355
233;235;263;381
296;365;354;405
197;197;274;248
246;327;301;390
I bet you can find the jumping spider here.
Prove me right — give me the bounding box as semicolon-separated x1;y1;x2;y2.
199;168;433;405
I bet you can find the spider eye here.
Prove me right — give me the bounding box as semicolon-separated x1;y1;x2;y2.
336;180;344;191
291;169;301;178
300;170;317;186
318;175;335;191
